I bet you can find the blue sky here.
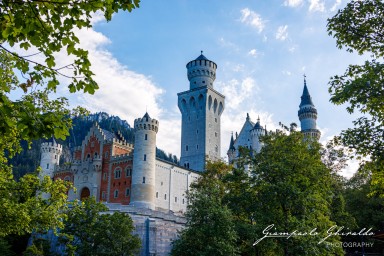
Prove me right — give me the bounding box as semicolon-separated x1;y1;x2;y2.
36;0;364;176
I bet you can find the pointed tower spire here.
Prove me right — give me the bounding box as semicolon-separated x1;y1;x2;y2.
229;132;236;151
298;76;320;140
300;74;314;107
246;113;250;121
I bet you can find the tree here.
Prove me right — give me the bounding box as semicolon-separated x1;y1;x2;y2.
327;0;384;196
249;131;344;255
60;198;141;256
0;0;140;237
171;162;239;256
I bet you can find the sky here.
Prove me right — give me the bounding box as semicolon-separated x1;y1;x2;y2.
16;0;366;177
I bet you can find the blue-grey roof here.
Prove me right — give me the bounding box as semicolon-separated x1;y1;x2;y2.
143;112;151;119
229;133;236;151
254;121;262;129
300;83;314;107
102;129;117;141
196;54;208;61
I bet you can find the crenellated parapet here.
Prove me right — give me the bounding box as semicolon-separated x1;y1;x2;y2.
41;142;63;155
134;113;159;133
186;51;217;90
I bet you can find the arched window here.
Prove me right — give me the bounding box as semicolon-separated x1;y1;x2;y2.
114;168;121;179
125;168;132;177
142;177;145;183
125;188;130;197
114;190;119;198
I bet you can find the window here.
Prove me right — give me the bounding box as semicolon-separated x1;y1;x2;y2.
164;194;167;200
145;134;148;140
126;168;132;177
196;145;199;150
54;155;57;159
142;177;146;184
215;145;218;153
105;151;109;158
46;163;49;169
215;118;217;123
102;191;106;200
186;145;188;151
175;197;177;203
125;188;130;197
144;154;146;161
103;173;107;180
196;130;199;134
114;190;118;198
156;192;158;198
183;198;185;204
114;168;121;179
215;132;217;137
91;141;95;147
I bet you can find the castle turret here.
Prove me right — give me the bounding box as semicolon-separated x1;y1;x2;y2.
40;138;63;199
227;133;236;163
298;76;321;140
40;138;62;179
178;52;225;171
250;116;265;153
130;112;159;210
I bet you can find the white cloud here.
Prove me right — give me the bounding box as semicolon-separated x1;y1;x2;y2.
248;49;260;57
308;0;325;12
276;25;289;41
330;0;342;12
240;8;265;33
288;46;296;52
218;37;239;51
284;0;304;7
282;70;292;76
73;26;164;125
220;78;259;110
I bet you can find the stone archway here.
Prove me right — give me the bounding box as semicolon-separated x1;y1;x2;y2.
80;187;90;200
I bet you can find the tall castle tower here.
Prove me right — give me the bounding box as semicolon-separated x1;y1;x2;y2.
298;76;321;140
250;117;265;153
178;52;225;172
40;138;62;199
40;138;62;179
131;112;159;210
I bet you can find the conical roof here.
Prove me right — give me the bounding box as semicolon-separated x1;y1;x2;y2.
196;54;208;60
143;112;151;119
228;133;236;151
300;79;314;107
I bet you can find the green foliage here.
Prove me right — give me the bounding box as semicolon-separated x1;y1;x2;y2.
0;0;141;240
0;238;15;256
0;168;70;237
23;238;53;256
171;162;239;256
60;198;141;256
249;131;343;255
327;0;384;196
0;0;140;94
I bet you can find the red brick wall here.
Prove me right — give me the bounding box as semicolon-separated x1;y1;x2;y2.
74;150;82;160
108;161;133;205
99;144;111;202
83;135;101;160
113;146;131;156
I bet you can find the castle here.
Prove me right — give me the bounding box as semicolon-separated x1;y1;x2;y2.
39;53;320;255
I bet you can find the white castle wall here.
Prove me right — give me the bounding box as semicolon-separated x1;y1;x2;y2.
154;159;200;212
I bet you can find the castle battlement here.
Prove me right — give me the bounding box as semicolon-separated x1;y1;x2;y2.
111;153;132;162
134;113;159;133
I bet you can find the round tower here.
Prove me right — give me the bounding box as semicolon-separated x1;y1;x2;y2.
131;112;159;210
186;51;217;90
250;117;264;154
40;138;63;180
298;76;321;140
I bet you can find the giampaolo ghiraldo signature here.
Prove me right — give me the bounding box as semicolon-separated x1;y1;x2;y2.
253;224;374;246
